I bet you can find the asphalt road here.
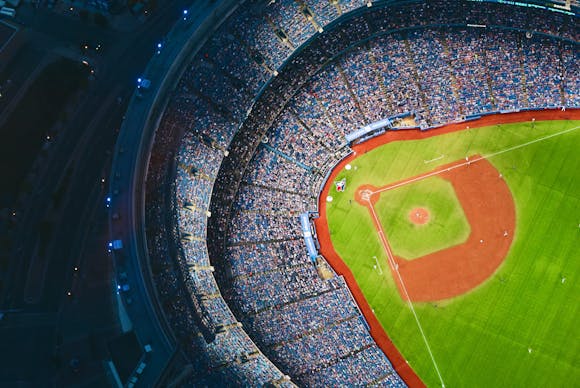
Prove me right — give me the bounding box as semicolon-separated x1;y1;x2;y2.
0;1;193;385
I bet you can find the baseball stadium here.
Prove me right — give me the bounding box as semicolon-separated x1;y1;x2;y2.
106;0;579;386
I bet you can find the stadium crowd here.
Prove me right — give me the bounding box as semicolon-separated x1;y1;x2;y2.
141;0;578;385
144;79;289;386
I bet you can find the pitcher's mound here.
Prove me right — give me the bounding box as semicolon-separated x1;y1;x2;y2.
409;207;430;225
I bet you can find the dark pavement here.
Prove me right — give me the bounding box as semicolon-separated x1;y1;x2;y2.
0;1;193;385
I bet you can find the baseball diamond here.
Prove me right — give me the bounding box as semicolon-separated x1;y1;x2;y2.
316;112;580;387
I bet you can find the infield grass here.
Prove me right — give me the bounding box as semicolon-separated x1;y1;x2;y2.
374;176;470;259
326;120;580;387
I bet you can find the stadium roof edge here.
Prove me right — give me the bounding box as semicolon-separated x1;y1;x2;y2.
107;0;244;385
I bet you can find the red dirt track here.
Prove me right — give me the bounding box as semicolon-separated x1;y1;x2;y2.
313;109;579;387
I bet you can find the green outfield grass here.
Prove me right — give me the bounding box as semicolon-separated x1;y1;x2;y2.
326;120;580;387
374;176;470;259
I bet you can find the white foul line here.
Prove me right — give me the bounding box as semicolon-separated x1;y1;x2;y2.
373;125;580;195
368;201;447;387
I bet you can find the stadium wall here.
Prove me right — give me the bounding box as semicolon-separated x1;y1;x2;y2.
107;1;243;385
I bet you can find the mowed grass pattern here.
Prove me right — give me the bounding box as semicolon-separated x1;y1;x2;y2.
374;177;471;259
326;121;580;387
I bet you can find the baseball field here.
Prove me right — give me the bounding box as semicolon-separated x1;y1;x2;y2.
317;113;579;387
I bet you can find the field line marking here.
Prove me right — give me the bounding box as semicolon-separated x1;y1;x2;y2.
424;154;445;164
367;200;446;387
372;125;580;195
483;124;580;160
373;255;383;275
